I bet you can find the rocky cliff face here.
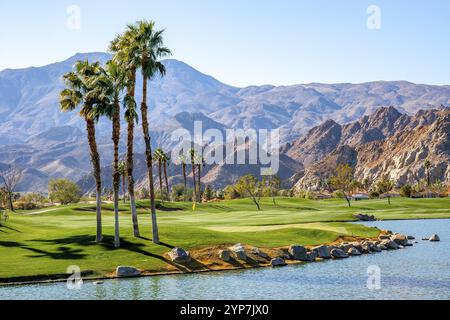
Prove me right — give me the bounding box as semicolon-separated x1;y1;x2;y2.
293;108;450;191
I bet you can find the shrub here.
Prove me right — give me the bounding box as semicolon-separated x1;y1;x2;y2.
370;190;380;199
223;185;240;200
277;189;291;197
202;185;214;202
400;184;412;198
14;193;47;210
333;190;345;199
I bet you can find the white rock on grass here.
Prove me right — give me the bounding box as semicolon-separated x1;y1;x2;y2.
116;266;141;278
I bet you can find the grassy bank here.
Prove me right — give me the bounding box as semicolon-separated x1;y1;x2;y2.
0;197;449;283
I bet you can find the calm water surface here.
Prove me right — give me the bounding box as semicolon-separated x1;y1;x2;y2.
1;219;449;300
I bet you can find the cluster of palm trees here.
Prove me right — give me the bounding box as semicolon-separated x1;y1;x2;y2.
59;20;171;248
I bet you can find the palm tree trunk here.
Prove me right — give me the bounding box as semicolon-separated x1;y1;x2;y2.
127;119;139;237
191;163;197;204
122;175;126;204
112;97;121;248
182;164;187;202
158;161;163;199
86;117;102;243
197;164;202;201
141;74;159;244
164;161;170;200
127;73;140;238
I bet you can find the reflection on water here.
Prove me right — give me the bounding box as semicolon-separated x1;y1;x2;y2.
1;219;449;300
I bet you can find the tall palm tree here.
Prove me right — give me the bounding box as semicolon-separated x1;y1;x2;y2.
60;60;104;243
134;20;172;244
118;161;127;204
93;61;127;248
110;29;141;237
154;148;164;199
178;155;188;201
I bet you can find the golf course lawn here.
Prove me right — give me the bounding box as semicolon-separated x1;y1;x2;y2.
1;197;449;283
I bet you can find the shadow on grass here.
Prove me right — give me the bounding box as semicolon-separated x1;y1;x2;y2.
31;235;206;272
0;240;87;259
0;224;21;232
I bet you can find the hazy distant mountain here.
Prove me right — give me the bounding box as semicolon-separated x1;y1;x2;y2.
1;52;449;192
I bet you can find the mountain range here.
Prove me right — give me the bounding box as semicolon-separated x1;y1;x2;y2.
0;52;449;192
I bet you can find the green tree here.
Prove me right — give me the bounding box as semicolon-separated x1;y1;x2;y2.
154;148;165;200
329;164;354;207
48;179;81;205
92;60;128;247
234;175;264;211
60;60;104;242
110;29;141;238
376;175;395;204
135;20;171;243
265;175;281;206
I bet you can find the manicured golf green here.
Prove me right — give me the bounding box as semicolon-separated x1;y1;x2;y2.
1;197;449;282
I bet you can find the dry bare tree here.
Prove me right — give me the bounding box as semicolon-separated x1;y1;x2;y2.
0;165;23;212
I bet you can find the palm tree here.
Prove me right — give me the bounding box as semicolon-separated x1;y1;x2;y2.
93;60;127;248
178;155;188;201
162;151;171;200
134;20;172;244
424;159;431;187
189;148;198;205
195;152;204;201
110;29;141;237
154;148;165;199
60;60;104;243
118;161;127;204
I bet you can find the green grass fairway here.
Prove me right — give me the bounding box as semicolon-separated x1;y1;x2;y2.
1;197;449;282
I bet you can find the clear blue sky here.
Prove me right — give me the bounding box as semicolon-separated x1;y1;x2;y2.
1;0;449;87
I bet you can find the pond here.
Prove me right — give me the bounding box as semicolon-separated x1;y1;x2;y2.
1;219;449;300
